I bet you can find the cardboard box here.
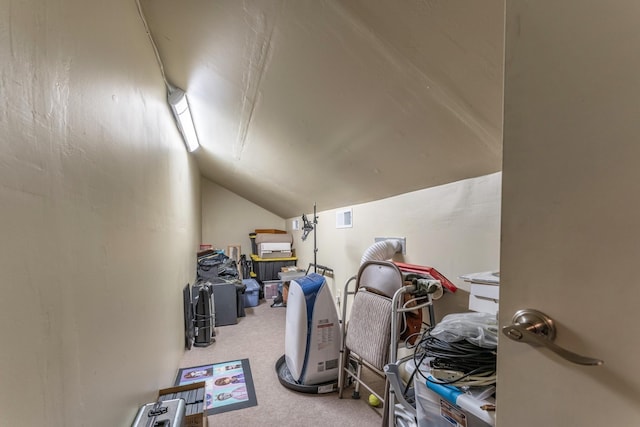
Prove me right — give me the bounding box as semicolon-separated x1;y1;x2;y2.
468;283;499;314
254;228;287;234
158;381;208;427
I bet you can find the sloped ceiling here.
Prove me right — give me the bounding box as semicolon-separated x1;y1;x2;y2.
140;0;504;218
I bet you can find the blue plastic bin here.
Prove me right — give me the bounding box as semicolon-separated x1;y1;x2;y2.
243;279;260;307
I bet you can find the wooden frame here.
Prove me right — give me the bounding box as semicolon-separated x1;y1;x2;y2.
227;245;241;264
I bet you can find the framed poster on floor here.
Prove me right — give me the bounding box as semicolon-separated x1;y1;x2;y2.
175;359;257;415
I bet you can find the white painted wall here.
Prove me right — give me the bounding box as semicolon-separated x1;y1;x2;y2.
201;178;285;257
287;173;502;318
0;1;200;425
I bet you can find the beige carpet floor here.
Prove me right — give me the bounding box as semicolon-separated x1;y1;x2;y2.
179;299;386;427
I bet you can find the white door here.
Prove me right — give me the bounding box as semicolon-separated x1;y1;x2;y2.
498;1;640;426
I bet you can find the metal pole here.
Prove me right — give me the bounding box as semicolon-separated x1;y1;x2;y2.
313;203;317;273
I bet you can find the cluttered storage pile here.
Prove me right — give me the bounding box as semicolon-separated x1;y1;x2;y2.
408;312;498;427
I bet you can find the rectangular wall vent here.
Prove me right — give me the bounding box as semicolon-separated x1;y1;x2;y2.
336;208;353;228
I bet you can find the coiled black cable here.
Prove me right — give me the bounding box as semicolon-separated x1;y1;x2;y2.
412;331;497;387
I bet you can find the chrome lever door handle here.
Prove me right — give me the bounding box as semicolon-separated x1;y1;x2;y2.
502;309;604;366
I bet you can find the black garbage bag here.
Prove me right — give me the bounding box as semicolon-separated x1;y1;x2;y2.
197;251;239;281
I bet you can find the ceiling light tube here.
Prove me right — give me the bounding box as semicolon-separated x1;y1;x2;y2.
168;87;200;152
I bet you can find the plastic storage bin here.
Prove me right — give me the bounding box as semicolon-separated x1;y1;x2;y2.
263;280;280;300
250;254;297;282
249;233;257;255
243;279;260;307
416;379;495;427
258;242;292;258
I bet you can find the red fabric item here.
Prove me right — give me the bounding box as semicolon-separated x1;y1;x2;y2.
393;262;458;293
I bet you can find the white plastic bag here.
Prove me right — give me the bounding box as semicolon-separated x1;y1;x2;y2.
430;312;498;348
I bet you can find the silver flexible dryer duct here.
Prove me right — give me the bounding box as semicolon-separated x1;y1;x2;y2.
360;239;402;265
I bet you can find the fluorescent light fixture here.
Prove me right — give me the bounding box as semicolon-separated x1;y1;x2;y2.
168;87;200;152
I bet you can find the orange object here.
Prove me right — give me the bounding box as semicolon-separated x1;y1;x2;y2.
255;229;287;234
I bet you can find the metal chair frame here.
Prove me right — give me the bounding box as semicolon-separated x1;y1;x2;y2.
385;282;436;426
337;261;436;426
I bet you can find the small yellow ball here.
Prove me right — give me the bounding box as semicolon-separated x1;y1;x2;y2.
368;394;381;407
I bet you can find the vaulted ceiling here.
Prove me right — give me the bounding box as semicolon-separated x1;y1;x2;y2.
140;0;504;218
